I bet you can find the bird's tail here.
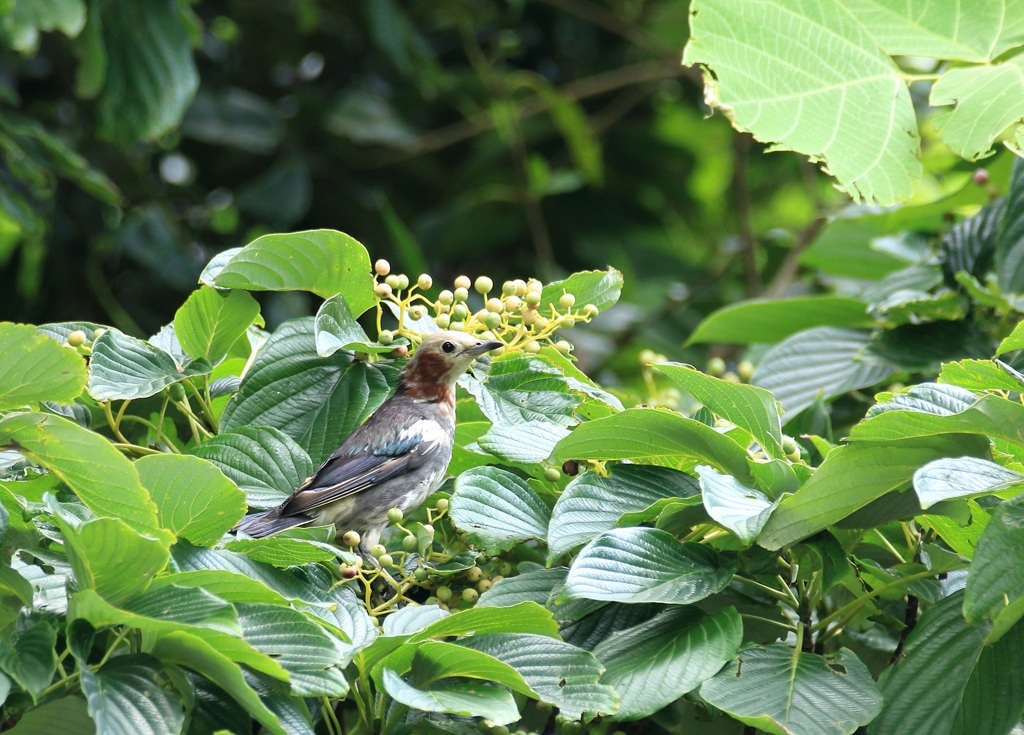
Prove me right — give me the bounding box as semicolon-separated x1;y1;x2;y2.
233;508;312;538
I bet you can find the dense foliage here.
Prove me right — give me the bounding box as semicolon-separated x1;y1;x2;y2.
4;0;1024;734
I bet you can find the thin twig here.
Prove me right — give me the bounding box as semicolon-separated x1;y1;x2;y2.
761;216;827;299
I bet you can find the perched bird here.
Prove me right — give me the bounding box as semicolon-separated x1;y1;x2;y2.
234;331;502;552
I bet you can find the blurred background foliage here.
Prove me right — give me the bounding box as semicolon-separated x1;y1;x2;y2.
0;0;1012;391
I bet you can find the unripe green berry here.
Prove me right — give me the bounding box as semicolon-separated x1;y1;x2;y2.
417;273;433;290
535;316;549;330
512;279;527;296
466;566;484;582
527;278;543;291
484;312;502;330
501;281;516;296
544;467;561;482
414;567;429;581
486;298;504;313
342;531;361;547
449;321;465;331
462;588;479;603
490;575;504;584
378;330;394;345
454;275;472;290
67;330;87;347
524;341;541;354
92;327;107;339
536;701;553;713
436;585;452;603
559;293;576;308
387;507;404;523
737;360;755;381
436;303;450;314
435;498;449;512
723;371;741;384
395;274;410;291
438;289;454;305
425;596;439;606
168;382;187;402
379;553;394;568
410;305;426;320
374;283;393;298
498;561;513;576
504;295;522;312
422;523;435;535
554;341;572;355
370;544;387;559
435;314;451;329
706;356;727;376
583;304;599;318
453;287;469;302
451;304;468;321
374;259;391;276
385;275;401;290
522;309;538;326
474;276;493;294
477;579;493;593
524;291;541;307
639;349;658;365
562;316;576;328
492;727;509;735
404;535;419;552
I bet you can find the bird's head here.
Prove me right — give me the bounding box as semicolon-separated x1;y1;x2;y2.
398;331;502;402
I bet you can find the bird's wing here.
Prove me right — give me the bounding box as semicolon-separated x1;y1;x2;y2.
278;418;448;517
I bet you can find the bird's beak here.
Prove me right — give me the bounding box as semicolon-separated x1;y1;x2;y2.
465;340;503;356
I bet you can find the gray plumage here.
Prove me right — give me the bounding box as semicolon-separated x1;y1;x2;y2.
234;331;501;552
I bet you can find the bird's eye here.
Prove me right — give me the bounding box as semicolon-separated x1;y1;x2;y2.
441;341;456;354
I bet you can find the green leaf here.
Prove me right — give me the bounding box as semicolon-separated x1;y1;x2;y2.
0;620;56;702
91;0;199;142
475;422;570;464
996;158;1024;294
870;591;1024;735
478;567;569;610
548;465;699;558
71;586;240;638
656;363;783;456
225;537;337;566
88;329;211;401
148;570;289;605
931;55;1024;162
2;0;86;53
382;669;520;725
592;606;741;720
0;322;86;409
170;542;324;604
410;602;560;641
462;353;583;427
382;641;535;698
214;230;375;314
562;528;734;604
698;466;778;546
450;468;550;552
0;412;158;532
81;655;184;735
687;297;872;345
56;512;170;606
752;328;894;422
189;426;314;509
150;631;286;735
914;457;1024;509
460;634;618;719
5;697;92;735
701;644;882;735
136;454;246;547
540;268;622;313
555;408;752;482
759;434;988;550
938;359;1024;393
683;0;919;204
173;287;260;364
314;294;391;356
998;319;1024;355
220;318;394;464
964;493;1024;642
852;393;1024;449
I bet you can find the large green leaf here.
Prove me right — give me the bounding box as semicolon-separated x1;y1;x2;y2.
562;528;734;604
314;293;390;357
547;465;699;558
2;0;86;53
752;328;894;422
80;655;185;735
450;467;550;553
170;542;324;604
870;591;1024;735
0;322;86;410
683;0;919;204
914;457;1024;509
759;434;987;549
136;454;246;547
173;286;260;364
539;268;623;313
553;408;753;482
939;359;1024;394
0;619;56;702
0;412;158;532
220;318;394;464
475;421;570;464
225;536;338;566
687;297;872;346
994;157;1024;294
213;230;375;314
460;634;618;719
382;669;520;725
477;567;569;610
189;426;313;509
698;466;778;546
592;606;741;720
851;393;1024;448
656;363;783;456
5;697;93;735
462;353;582;427
997;319;1024;355
70;586;240;638
90;0;199;142
88;329;211;401
380;640;535;699
963;493;1024;643
701;644;882;735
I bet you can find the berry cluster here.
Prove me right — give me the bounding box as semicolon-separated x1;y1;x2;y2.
372;260;598;353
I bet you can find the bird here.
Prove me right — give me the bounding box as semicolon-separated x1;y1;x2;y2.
234;330;502;553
